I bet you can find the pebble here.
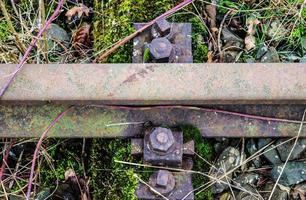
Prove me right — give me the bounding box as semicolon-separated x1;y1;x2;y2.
271;162;306;186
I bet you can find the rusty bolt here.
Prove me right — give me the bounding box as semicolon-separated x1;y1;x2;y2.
149;127;174;153
149;170;175;195
149;37;173;62
155;18;171;36
156;170;172;188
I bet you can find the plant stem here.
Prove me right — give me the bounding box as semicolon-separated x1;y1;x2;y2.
0;0;27;54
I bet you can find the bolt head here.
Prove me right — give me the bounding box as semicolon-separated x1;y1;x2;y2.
149;38;173;62
155;19;171;36
149;170;175;195
156;170;173;188
149;127;174;153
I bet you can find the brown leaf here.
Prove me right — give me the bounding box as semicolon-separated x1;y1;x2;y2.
207;51;214;63
244;18;260;50
72;23;93;56
65;4;90;21
246;18;260;35
245;35;256;50
65;169;76;181
205;5;216;28
292;183;306;200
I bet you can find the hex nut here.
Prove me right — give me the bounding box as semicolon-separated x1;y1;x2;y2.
149;37;173;62
155;18;171;36
149;127;174;153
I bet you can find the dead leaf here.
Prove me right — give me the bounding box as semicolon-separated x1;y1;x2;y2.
207;51;214;63
65;168;76;181
65;4;90;21
72;23;93;56
292;183;306;200
246;18;260;35
244;18;260;50
205;5;216;28
245;35;256;50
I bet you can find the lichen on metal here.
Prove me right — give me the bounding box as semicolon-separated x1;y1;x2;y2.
0;105;305;138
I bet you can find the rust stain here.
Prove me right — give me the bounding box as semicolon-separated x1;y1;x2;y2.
121;65;157;85
122;74;138;84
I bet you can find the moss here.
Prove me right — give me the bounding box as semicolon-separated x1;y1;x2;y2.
39;139;85;187
181;125;213;200
1;105;127;137
0;20;10;42
89;139;140;200
143;47;151;62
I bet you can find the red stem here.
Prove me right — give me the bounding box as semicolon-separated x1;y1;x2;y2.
0;0;65;98
0;139;15;181
26;106;73;200
89;105;304;124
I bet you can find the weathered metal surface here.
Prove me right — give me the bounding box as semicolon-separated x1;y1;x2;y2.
136;171;194;200
0;63;305;104
144;128;183;166
0;105;305;138
133;20;192;63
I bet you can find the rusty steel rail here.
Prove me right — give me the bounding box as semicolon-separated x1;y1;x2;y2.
0;63;305;104
0;105;305;138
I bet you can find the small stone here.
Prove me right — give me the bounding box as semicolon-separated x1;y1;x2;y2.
260;47;280;63
234;173;260;187
236;184;258;200
256;44;268;59
35;188;51;200
222;27;244;48
271;162;306;186
211;147;243;194
300;55;306;63
246;139;261;168
258;139;282;164
266;20;289;40
261;182;289;200
46;23;70;52
276;138;306;161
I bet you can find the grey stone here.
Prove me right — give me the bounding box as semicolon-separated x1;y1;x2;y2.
271;162;306;186
300;55;306;63
46;23;70;51
276;138;306;161
211;147;243;194
222;27;244;48
246;139;261;167
266;20;289;40
234;173;260;187
236;184;258;200
35;188;51;200
258;139;282;164
261;182;289;200
260;47;280;63
256;44;268;59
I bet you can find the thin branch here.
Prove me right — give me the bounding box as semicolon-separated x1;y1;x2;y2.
0;0;65;99
26;106;74;200
0;0;27;54
0;139;15;180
